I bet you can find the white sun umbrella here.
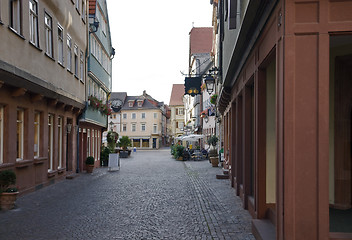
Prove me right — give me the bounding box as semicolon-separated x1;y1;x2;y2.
183;134;205;142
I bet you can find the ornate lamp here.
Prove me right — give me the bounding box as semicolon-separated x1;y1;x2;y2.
204;75;215;95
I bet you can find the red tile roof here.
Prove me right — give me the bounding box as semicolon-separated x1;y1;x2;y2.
189;27;213;55
89;0;96;15
169;84;185;106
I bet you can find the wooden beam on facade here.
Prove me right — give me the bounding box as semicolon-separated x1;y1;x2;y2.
11;87;27;97
0;81;4;89
65;105;73;112
30;93;44;102
47;98;58;107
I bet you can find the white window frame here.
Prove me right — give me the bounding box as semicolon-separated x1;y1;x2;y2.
74;44;78;77
48;114;54;170
132;123;136;132
10;0;22;34
58;117;63;169
44;12;53;57
153;124;158;134
0;106;3;164
123;113;127;119
75;0;79;12
92;129;95;160
17;108;24;161
141;113;146;119
58;24;64;64
67;34;72;71
154;113;158;119
81;0;86;21
132;113;136;119
80;50;84;82
34;111;40;158
122;124;127;132
141;123;146;132
29;0;39;46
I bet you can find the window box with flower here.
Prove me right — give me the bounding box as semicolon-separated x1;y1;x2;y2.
88;95;112;116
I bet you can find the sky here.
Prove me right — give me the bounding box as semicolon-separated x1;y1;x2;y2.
106;0;213;104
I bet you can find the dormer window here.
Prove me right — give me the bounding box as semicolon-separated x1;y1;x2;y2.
128;100;135;107
137;100;144;108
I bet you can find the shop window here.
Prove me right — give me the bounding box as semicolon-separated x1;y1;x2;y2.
16;108;24;160
48;114;54;170
34;111;40;158
58;117;63;168
0;106;3;164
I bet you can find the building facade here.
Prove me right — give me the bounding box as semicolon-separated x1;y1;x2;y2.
0;0;87;195
79;0;114;170
214;0;352;239
119;91;165;149
169;84;185;140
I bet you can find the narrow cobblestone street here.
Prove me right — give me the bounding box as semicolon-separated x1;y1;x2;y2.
0;149;254;240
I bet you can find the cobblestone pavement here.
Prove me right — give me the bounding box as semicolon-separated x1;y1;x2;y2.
0;149;254;240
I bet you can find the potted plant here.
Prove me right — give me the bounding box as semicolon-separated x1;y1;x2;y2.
207;135;219;167
118;136;131;158
85;156;95;173
173;145;185;160
0;170;19;210
107;131;119;153
100;146;111;167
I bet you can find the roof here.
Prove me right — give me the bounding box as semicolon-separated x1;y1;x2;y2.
110;92;127;102
89;0;96;15
189;27;213;55
121;96;160;110
169;84;184;106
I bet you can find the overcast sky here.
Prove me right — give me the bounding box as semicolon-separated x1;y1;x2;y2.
106;0;213;104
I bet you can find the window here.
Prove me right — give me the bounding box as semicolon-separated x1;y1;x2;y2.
122;124;127;132
81;0;86;21
34;112;40;158
44;13;53;57
92;129;95;160
128;101;134;107
67;34;72;71
132;113;136;119
154;113;158;119
17;108;24;160
0;106;3;164
75;0;79;12
48;114;53;170
58;117;63;169
141;113;145;119
132;123;136;132
29;0;38;46
74;44;78;77
58;24;64;64
123;113;127;119
10;0;22;34
87;129;90;156
177;108;184;115
153;124;157;134
80;50;84;82
141;123;146;132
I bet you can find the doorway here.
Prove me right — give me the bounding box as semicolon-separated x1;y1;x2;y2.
329;35;352;233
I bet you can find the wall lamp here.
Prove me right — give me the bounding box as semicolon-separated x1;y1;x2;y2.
204;75;215;95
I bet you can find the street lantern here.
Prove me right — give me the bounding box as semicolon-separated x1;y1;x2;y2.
89;16;100;33
109;121;114;131
204;75;215;95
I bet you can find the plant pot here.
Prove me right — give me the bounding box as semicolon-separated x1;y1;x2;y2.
119;151;129;158
177;156;183;161
0;192;19;210
86;164;94;173
210;156;219;167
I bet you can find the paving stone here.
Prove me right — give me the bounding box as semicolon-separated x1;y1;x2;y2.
0;149;254;240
